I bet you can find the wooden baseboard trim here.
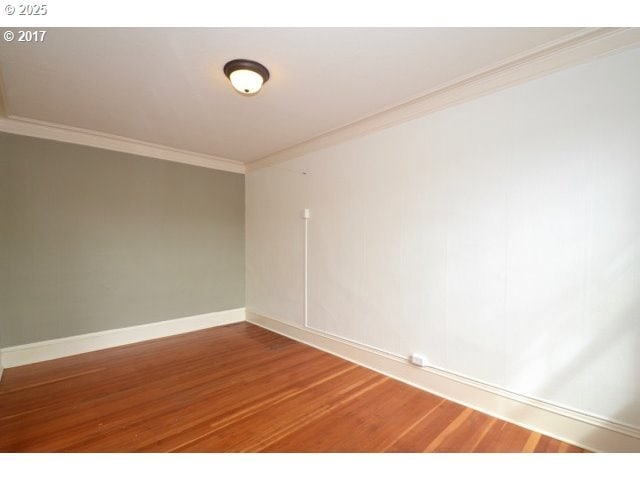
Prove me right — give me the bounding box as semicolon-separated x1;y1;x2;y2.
247;311;640;453
0;308;246;369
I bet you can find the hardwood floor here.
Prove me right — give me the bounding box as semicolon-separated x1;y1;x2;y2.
0;322;585;452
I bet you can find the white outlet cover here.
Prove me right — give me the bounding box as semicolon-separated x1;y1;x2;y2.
410;353;428;367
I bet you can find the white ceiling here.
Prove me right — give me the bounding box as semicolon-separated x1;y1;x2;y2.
0;28;580;163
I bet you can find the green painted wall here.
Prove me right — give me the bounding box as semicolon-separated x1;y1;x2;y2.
0;132;245;347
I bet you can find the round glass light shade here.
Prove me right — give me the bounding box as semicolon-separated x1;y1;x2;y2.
229;69;264;95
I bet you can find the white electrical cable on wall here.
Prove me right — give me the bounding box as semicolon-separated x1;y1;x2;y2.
303;209;309;328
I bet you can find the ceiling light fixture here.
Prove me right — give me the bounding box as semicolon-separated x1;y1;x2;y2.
223;59;270;96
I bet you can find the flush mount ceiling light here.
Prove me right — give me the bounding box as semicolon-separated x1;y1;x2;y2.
223;59;270;96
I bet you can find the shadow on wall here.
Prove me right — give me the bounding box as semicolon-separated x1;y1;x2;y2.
575;303;640;451
436;217;639;451
495;270;640;451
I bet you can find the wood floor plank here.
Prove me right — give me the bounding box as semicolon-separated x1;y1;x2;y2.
0;324;280;418
6;341;340;451
522;432;542;453
473;420;532;453
0;322;586;453
535;435;564;452
176;368;384;452
387;401;466;452
469;416;499;452
423;407;474;452
432;410;497;452
263;380;462;453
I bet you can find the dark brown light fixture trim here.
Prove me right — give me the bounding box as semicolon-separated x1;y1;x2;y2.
223;59;270;83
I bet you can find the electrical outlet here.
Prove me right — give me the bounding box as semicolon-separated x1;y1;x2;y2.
409;353;428;367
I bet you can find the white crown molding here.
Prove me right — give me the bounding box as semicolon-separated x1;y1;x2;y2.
246;27;640;172
0;115;246;174
0;308;246;369
3;29;639;175
247;311;640;453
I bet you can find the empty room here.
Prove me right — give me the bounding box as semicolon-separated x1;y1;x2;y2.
1;23;639;456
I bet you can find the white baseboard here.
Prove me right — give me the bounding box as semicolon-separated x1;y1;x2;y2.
0;308;246;369
247;311;640;453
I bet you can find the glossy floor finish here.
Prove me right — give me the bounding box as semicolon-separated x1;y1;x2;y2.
0;322;585;452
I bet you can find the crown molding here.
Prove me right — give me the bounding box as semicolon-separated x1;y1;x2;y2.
246;27;640;172
2;28;638;175
0;115;246;174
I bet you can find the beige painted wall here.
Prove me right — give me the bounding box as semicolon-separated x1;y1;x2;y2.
0;132;245;347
